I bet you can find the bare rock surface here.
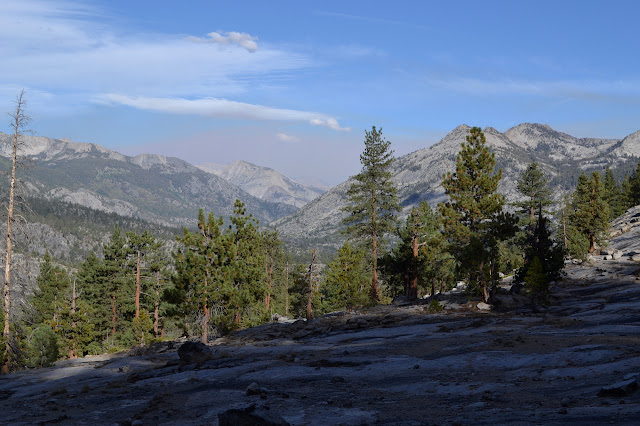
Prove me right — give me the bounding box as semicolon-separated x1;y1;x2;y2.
3;250;640;424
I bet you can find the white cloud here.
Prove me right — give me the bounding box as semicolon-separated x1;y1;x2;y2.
186;31;258;52
276;132;299;143
0;0;352;132
99;94;350;131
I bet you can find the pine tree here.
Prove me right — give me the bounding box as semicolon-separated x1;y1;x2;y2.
382;201;448;300
438;127;516;302
321;242;370;312
227;199;267;328
569;172;610;254
342;126;400;301
523;256;550;307
516;207;565;291
603;166;623;220
31;252;71;326
515;162;552;229
173;209;228;342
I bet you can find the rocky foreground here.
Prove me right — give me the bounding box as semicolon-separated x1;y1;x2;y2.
3;225;640;424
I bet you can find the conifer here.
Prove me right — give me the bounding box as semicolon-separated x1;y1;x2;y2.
569;172;610;254
439;127;516;302
342;126;400;301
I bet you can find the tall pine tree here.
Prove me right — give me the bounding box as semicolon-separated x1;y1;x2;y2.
569;172;610;254
439;127;515;302
342;126;400;301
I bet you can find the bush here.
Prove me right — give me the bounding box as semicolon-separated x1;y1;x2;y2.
428;299;443;313
25;325;59;368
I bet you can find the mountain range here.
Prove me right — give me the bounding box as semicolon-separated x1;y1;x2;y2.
1;123;639;259
273;123;640;251
197;160;325;208
0;133;297;228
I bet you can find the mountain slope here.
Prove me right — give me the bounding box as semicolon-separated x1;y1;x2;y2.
198;160;325;208
0;133;297;227
273;123;639;251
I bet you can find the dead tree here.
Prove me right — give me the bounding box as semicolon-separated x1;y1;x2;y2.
2;90;29;374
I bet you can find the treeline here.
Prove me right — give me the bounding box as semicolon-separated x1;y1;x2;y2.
2;126;639;372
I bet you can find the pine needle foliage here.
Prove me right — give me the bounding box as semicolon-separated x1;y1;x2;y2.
342;126;400;301
439;127;516;302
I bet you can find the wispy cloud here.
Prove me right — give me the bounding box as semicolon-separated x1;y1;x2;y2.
99;94;351;131
276;132;299;143
0;0;350;131
185;31;259;52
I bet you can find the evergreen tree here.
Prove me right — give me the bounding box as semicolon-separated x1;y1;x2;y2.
173;209;228;342
382;201;449;300
227;199;267;327
516;207;565;289
438;127;516;302
31;252;71;326
515;162;552;229
627;160;640;208
24;325;58;369
342;126;400;301
569;172;610;254
523;257;550;307
321;242;370;312
603;166;623;219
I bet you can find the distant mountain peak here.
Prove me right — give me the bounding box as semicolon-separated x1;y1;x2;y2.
198;160;325;208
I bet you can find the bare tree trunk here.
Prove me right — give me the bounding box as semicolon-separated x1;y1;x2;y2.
480;260;489;303
307;250;316;320
135;250;141;319
285;263;289;317
201;301;209;344
3;90;27;374
407;233;419;300
154;272;160;338
264;259;273;312
69;280;77;359
371;230;380;301
111;290;117;336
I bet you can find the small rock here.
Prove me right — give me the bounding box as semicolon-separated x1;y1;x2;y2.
603;255;613;261
132;420;143;426
598;379;638;397
510;283;523;295
612;250;623;260
631;254;640;262
413;364;420;370
246;382;261;396
558;408;568;415
477;302;492;311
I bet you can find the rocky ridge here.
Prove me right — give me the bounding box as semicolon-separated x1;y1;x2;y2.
0;133;296;227
274;123;638;249
198;160;325;208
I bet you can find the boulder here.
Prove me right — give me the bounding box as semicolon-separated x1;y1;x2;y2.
218;405;290;426
177;341;213;368
392;295;408;305
477;302;492;311
612;250;623;260
510;283;523;295
597;379;638;397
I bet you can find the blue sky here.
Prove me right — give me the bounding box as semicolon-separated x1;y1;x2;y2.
1;0;639;185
